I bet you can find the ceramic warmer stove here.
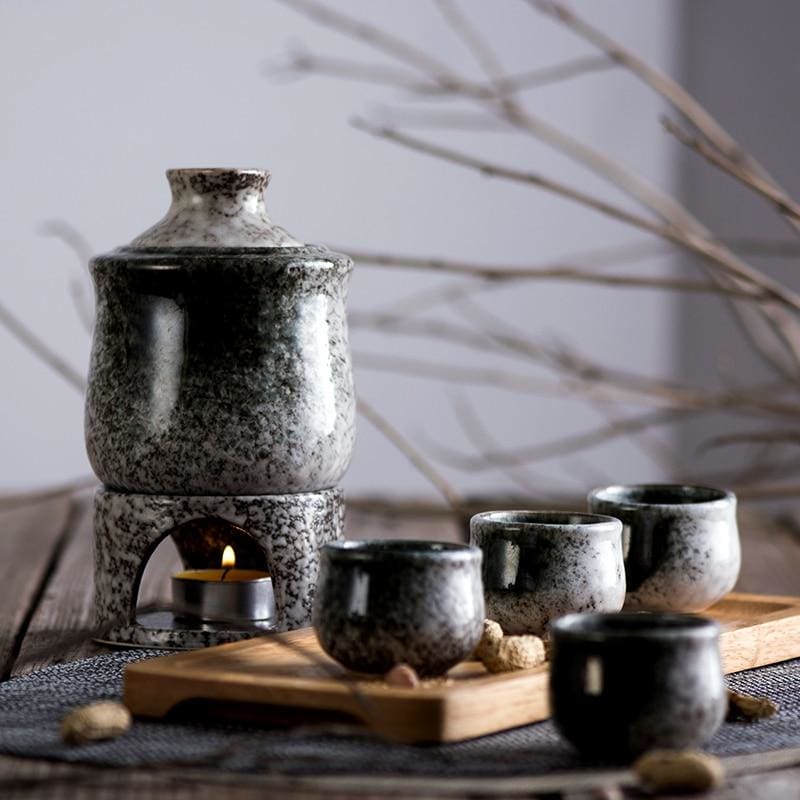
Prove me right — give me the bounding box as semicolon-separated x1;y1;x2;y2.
85;168;356;648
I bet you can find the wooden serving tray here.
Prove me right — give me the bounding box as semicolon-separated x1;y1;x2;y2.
123;592;800;743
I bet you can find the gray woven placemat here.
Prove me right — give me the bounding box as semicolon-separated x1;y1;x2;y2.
0;651;797;776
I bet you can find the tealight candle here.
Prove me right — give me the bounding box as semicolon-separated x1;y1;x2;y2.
172;545;275;623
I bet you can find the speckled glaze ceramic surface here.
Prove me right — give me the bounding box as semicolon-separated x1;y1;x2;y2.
94;487;344;648
469;511;625;636
85;168;355;495
587;484;740;612
313;541;484;676
550;613;726;761
130;168;301;248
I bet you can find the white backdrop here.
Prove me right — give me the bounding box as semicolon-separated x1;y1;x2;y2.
0;1;681;498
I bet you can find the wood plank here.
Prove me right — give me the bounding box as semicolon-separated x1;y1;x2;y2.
0;495;72;680
12;495;98;675
13;494;183;675
0;748;797;799
345;506;462;544
736;508;800;596
123;592;800;744
714;592;800;672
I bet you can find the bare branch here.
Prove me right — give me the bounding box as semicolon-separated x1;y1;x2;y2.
492;55;614;94
450;296;800;417
39;219;95;333
432;406;693;471
354;350;567;396
357;396;461;508
351;119;681;235
348;248;766;298
525;1;760;173
270;47;613;97
267;49;442;92
435;0;506;85
449;393;548;498
350;120;800;315
581;391;682;475
663;117;800;225
700;429;800;453
528;0;800;235
370;106;509;132
0;299;86;393
351;310;800;417
282;0;800;372
277;0;612;97
275;0;456;79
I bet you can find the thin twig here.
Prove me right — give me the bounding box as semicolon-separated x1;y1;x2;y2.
283;0;800;374
435;0;506;86
525;3;800;376
370;106;510;131
351;311;800;417
267;48;431;91
699;429;800;453
448;393;570;500
354;351;567;396
270;48;614;97
579;386;683;475
663;117;800;224
451;296;800;417
357;396;461;508
0;299;86;392
350;120;800;314
275;0;457;80
528;0;800;235
431;406;692;471
347;248;766;297
39;219;95;333
489;54;614;95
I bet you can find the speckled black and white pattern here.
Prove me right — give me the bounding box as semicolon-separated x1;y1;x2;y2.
550;613;727;760
313;541;484;677
588;484;741;612
85;168;355;495
470;511;626;636
85;245;355;495
131;169;301;248
94;487;344;648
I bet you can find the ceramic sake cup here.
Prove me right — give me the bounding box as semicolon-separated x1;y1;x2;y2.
588;484;740;612
469;511;625;635
549;613;727;761
312;540;484;676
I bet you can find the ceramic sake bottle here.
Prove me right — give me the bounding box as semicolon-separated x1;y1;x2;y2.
85;168;355;496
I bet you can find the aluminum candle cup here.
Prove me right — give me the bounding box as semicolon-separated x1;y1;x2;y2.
172;569;276;623
549;613;727;761
588;484;740;612
313;540;484;676
469;511;625;635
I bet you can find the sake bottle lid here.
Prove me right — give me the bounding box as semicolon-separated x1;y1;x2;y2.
128;168;302;249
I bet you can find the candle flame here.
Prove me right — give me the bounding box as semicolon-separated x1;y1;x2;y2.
221;545;236;569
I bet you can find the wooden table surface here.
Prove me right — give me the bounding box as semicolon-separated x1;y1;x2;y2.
0;489;799;799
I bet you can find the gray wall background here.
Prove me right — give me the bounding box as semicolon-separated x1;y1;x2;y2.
1;1;792;501
676;0;800;486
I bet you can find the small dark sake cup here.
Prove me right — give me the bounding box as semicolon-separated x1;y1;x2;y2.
312;540;484;677
588;484;740;612
470;511;625;635
549;613;726;761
